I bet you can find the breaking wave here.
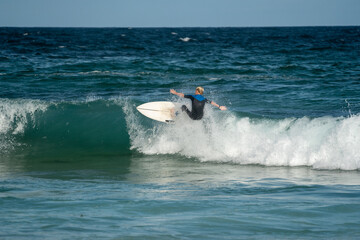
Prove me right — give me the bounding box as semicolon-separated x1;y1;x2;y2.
1;97;359;170
124;101;360;170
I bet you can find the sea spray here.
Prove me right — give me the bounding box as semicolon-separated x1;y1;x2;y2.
125;102;360;170
0;99;48;153
0;99;48;135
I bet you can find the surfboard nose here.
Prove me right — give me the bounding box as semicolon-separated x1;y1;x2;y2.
136;101;178;123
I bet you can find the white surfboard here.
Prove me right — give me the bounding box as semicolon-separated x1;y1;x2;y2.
136;101;179;123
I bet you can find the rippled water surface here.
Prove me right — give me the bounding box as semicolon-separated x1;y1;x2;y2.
1;27;360;239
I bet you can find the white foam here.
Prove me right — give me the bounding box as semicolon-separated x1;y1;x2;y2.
0;99;48;135
180;37;191;42
0;99;48;153
85;95;102;103
124;102;360;170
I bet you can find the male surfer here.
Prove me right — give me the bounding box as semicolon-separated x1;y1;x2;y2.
170;87;227;120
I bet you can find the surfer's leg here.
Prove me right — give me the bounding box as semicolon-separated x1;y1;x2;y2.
182;105;191;116
182;105;196;119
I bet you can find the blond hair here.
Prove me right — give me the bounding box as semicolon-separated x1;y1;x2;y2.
196;86;204;95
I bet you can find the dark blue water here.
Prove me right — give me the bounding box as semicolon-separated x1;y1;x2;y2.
1;27;360;239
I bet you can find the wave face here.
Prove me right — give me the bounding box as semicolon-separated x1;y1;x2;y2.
0;98;130;156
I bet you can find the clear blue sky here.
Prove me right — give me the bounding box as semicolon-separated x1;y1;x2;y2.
1;0;359;27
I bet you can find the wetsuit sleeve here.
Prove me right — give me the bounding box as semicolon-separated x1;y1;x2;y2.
205;98;211;104
184;95;194;100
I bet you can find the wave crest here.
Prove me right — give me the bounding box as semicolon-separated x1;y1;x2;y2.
0;99;48;135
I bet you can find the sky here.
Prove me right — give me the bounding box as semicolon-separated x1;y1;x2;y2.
0;0;359;27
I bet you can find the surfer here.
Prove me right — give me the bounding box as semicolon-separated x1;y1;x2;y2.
170;87;227;120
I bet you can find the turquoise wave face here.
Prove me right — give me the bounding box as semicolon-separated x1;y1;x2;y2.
0;98;131;156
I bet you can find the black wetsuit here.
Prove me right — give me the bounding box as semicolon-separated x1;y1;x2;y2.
182;94;211;120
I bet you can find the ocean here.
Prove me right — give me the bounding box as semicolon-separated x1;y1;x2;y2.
1;27;360;239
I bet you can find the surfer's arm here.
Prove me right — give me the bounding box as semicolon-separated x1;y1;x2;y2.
170;89;184;98
210;101;227;111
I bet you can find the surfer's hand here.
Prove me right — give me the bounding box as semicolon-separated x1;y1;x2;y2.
170;89;176;95
219;106;227;111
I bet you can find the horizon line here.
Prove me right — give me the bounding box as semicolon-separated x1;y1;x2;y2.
1;24;359;29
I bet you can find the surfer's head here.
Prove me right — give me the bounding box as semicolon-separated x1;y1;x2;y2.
195;86;204;95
